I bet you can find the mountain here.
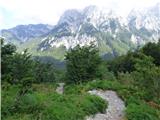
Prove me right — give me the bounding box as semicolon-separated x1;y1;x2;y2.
128;5;160;42
0;24;53;45
1;4;160;60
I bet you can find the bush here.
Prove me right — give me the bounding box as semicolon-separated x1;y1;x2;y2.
126;103;160;120
34;61;55;83
5;114;34;120
1;85;19;119
64;80;126;95
97;63;116;80
142;40;160;66
2;84;107;120
117;72;134;86
41;93;107;120
131;63;160;101
18;93;44;114
65;44;101;84
87;80;125;91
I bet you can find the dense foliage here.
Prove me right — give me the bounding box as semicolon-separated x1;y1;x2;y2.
1;38;56;84
1;38;107;120
65;43;102;84
106;41;160;119
141;39;160;66
107;41;160;102
1;37;160;120
34;60;55;83
2;84;107;120
1;38;56;119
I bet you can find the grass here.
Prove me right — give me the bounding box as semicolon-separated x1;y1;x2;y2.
40;93;107;120
65;79;160;120
2;83;107;120
126;103;160;120
64;80;126;95
2;80;160;120
17;38;66;60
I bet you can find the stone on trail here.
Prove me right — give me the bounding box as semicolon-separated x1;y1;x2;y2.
86;90;126;120
56;83;65;94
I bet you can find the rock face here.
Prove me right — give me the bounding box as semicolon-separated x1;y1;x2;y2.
86;90;125;120
37;4;160;55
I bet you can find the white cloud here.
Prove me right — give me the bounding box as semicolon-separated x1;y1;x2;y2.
0;0;159;29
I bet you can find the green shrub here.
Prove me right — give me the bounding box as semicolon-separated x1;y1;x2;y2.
65;44;102;84
41;93;107;120
64;84;86;94
1;85;19;118
79;95;107;115
64;80;125;94
2;84;107;120
117;72;134;86
18;93;44;114
5;114;34;120
87;80;125;91
126;103;160;120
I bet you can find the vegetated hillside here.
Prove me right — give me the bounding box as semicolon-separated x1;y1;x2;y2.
0;24;53;45
1;36;160;120
33;56;65;69
1;3;160;60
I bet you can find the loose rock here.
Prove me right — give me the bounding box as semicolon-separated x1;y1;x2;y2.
86;90;125;120
56;83;65;94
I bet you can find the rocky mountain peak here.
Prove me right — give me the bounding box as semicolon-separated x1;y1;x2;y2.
1;3;160;60
58;9;83;26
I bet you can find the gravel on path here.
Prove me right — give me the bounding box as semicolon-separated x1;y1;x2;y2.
86;90;126;120
56;83;65;94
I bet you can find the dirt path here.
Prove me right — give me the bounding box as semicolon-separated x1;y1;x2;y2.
86;90;126;120
56;83;65;94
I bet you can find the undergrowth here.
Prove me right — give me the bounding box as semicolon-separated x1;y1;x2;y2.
65;79;160;120
2;83;107;120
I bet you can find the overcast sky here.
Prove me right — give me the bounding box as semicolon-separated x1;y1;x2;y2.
0;0;159;29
